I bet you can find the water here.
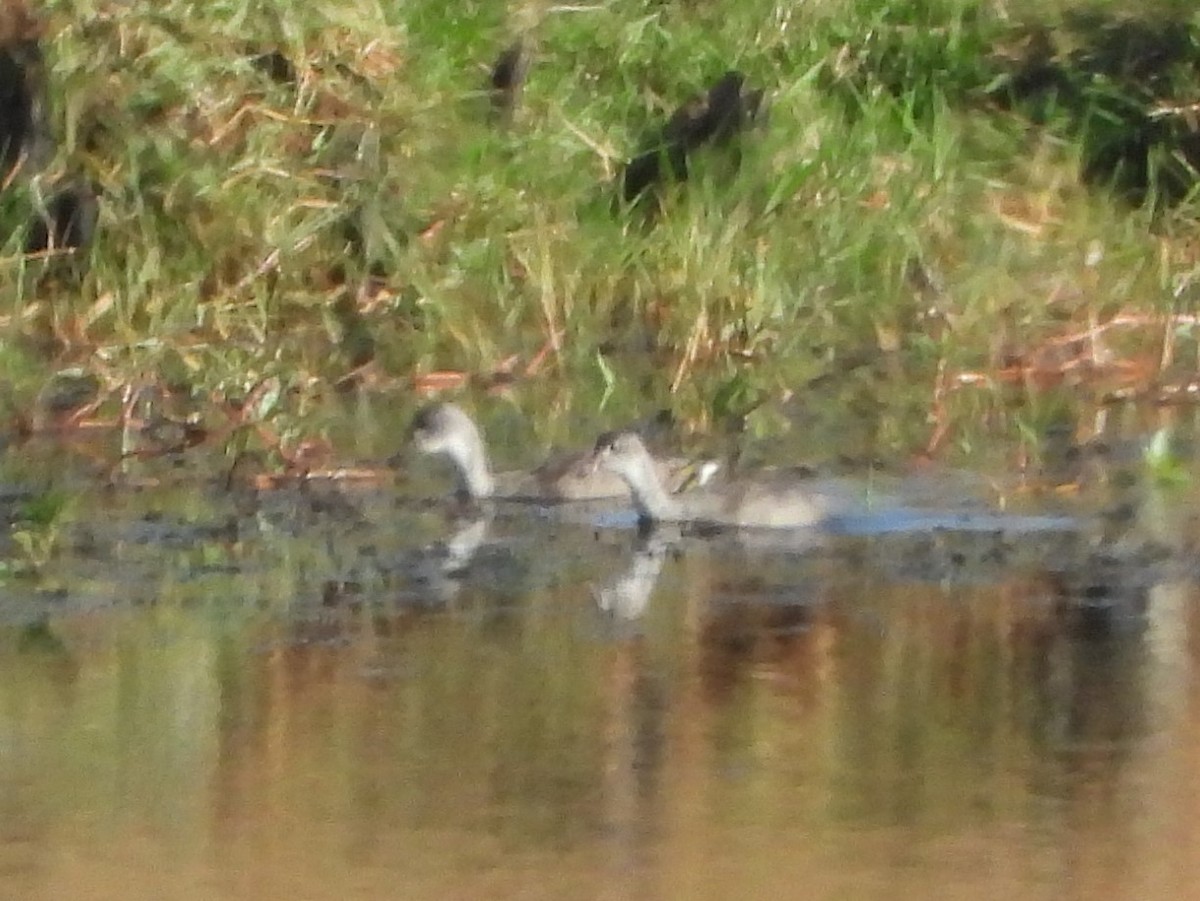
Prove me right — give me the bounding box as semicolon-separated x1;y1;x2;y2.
0;463;1198;900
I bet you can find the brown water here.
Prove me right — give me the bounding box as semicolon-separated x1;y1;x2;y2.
1;468;1200;901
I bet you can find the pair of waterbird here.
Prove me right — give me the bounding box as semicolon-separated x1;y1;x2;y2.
410;403;855;529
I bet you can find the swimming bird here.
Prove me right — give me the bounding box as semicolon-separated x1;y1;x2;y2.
593;430;856;529
410;403;716;504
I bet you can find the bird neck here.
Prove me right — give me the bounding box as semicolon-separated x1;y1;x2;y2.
625;459;682;522
451;432;495;500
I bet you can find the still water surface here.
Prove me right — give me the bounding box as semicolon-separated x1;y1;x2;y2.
1;464;1199;900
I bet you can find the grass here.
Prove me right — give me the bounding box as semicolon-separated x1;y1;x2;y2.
4;0;1200;477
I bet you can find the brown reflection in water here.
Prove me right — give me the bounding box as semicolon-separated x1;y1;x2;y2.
202;600;617;899
660;560;1200;900
1;555;1200;899
596;639;671;900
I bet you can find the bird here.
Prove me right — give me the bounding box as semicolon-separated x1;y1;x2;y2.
621;70;765;204
25;179;99;256
409;402;718;504
0;13;54;185
593;430;857;529
488;40;527;122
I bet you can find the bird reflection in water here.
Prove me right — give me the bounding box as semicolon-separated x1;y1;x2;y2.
592;523;679;625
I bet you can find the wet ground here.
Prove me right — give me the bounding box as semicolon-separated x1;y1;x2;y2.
2;433;1200;900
